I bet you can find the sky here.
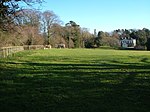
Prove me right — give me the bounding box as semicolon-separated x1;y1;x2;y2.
41;0;150;33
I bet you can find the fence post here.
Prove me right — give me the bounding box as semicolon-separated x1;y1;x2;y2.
4;48;7;58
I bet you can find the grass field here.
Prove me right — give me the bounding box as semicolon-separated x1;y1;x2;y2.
0;49;150;112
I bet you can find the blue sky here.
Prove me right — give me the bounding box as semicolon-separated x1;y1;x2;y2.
41;0;150;33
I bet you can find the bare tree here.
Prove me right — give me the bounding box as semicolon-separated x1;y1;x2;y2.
41;10;61;45
17;9;43;45
81;28;93;48
2;9;44;46
0;0;43;30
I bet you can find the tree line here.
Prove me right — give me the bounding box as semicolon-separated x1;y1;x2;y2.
1;0;150;50
0;0;93;48
90;28;150;50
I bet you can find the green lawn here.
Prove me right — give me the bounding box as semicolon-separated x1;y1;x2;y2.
0;49;150;112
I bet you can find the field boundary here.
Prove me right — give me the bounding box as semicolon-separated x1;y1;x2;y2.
0;45;46;58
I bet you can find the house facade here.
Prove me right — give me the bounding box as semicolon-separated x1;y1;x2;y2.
120;38;136;48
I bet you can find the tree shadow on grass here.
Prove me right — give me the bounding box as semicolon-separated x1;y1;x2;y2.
0;61;150;112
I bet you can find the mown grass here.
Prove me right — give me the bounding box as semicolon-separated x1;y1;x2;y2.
0;49;150;112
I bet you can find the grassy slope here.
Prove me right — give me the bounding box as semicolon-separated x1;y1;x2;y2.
0;49;150;112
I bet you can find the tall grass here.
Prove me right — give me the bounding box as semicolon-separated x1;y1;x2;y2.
0;49;150;112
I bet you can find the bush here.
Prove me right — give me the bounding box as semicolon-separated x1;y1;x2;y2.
100;37;120;48
146;38;150;51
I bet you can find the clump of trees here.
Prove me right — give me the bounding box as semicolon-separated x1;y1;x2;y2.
86;28;150;50
113;28;150;50
0;0;93;48
1;0;150;50
0;0;44;47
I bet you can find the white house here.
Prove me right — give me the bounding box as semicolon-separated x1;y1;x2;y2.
120;37;136;48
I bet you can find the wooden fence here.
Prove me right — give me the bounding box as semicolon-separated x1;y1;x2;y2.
0;45;47;58
0;46;24;58
23;45;45;50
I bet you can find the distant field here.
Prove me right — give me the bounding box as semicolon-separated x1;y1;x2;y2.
0;49;150;112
